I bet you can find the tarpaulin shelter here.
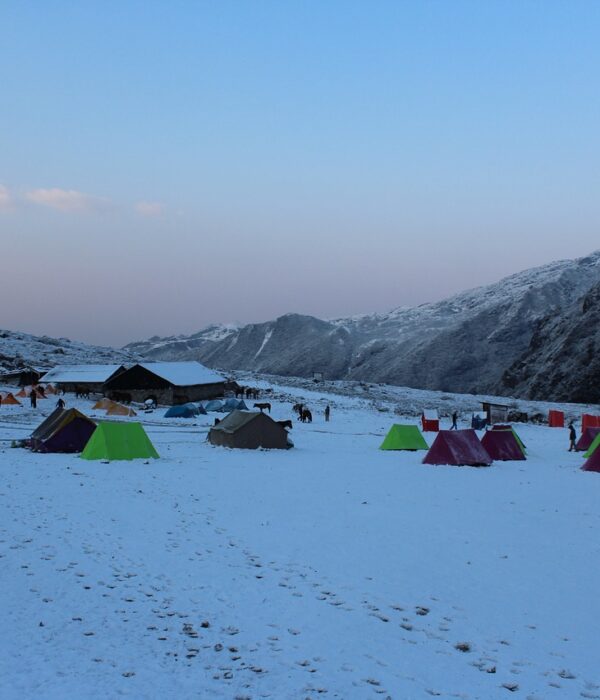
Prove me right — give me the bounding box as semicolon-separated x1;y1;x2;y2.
423;429;492;467
380;424;428;451
81;422;158;461
548;410;564;428
421;409;439;432
31;408;96;453
208;410;291;450
164;403;199;418
481;430;526;461
576;427;600;452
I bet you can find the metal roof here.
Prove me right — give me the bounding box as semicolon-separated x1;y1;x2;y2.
138;361;225;386
40;364;125;384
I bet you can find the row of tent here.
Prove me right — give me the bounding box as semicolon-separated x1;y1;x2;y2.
381;423;600;471
1;392;22;405
30;407;158;460
380;424;526;465
164;398;248;418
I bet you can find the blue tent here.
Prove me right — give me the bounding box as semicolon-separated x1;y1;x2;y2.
220;397;250;412
164;403;198;418
204;399;224;412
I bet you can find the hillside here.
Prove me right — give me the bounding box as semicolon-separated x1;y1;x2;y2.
127;251;600;395
0;329;137;374
498;281;600;403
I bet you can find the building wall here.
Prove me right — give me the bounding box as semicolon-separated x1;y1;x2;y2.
107;382;225;405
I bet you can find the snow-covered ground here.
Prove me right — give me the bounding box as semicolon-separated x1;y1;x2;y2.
1;381;599;699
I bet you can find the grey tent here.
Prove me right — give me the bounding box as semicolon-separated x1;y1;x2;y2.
208;410;291;449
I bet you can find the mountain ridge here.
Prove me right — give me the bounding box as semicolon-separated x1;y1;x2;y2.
126;250;600;396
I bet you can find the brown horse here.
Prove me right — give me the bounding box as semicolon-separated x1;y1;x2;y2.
277;419;293;430
300;408;312;423
254;402;271;413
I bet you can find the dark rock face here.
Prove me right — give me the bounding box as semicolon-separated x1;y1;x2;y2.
498;282;600;403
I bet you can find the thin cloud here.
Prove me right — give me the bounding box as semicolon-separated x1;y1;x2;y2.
135;200;165;217
25;188;109;212
0;184;12;211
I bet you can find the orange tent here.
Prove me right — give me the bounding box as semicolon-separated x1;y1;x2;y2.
106;402;137;417
1;392;21;406
44;384;56;395
92;397;113;410
16;386;46;398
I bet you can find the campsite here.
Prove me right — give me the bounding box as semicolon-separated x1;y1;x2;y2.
1;373;600;699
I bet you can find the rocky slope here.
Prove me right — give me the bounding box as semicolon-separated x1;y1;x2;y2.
127;251;600;395
498;281;600;403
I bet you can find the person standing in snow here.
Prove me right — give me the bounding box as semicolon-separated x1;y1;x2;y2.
450;411;458;430
568;422;577;451
56;397;66;409
324;405;330;422
30;389;37;409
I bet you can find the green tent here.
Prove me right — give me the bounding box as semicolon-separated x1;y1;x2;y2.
584;434;600;459
380;424;428;451
81;422;159;461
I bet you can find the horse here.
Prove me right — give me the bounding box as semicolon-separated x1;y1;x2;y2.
301;408;312;423
235;386;246;398
254;402;271;413
292;403;304;419
277;419;293;430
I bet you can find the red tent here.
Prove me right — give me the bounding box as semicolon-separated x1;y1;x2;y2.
576;427;600;452
481;430;525;461
421;409;439;432
582;414;600;433
548;410;564;428
582;448;600;473
423;429;492;467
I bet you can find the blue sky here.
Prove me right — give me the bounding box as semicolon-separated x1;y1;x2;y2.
1;1;599;345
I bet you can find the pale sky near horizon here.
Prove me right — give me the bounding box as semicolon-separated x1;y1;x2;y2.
1;2;599;347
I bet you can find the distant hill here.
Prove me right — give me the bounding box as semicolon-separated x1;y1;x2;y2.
0;329;137;375
126;251;600;396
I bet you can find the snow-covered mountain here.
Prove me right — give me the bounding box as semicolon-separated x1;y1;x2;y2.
0;329;138;374
498;280;600;403
126;251;600;395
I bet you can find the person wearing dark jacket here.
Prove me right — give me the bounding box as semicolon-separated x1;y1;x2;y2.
568;422;577;451
56;397;66;409
30;389;37;409
450;411;458;430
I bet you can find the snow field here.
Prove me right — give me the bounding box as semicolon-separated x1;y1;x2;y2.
1;384;599;699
